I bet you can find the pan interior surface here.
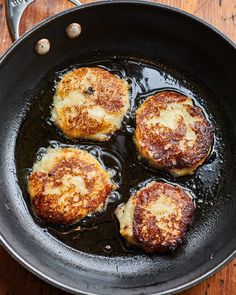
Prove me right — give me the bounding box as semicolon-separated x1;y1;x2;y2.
16;56;226;257
0;2;236;294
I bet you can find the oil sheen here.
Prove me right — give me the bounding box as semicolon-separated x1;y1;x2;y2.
15;57;226;257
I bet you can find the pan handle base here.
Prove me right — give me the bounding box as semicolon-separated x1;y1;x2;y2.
5;0;82;41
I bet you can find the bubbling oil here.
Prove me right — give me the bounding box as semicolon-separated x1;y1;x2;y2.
15;57;226;256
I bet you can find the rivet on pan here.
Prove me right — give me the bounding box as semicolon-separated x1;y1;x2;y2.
35;39;50;55
104;244;112;252
66;23;82;38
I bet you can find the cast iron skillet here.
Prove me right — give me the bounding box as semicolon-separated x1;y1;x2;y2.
0;1;236;294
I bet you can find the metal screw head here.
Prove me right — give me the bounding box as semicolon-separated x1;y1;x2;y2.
66;23;82;38
35;39;50;55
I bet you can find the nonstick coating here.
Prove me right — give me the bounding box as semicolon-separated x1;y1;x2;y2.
0;1;236;294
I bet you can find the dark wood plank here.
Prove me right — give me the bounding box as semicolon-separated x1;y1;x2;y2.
0;0;235;294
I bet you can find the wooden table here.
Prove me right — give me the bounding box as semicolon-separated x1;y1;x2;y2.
0;0;235;294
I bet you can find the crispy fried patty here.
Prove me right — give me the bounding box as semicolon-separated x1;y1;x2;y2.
28;148;115;224
115;181;195;252
52;67;130;141
134;91;214;176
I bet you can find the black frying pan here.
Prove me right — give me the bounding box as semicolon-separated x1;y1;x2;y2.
0;1;236;294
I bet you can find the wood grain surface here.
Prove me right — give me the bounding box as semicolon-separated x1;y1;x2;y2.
0;0;236;294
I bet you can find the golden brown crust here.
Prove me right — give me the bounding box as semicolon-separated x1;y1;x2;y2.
57;105;111;139
52;67;129;141
28;148;114;224
57;67;126;113
134;91;214;176
133;182;195;252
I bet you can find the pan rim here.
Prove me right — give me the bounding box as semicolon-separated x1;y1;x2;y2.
1;0;236;67
0;1;236;294
1;233;236;295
